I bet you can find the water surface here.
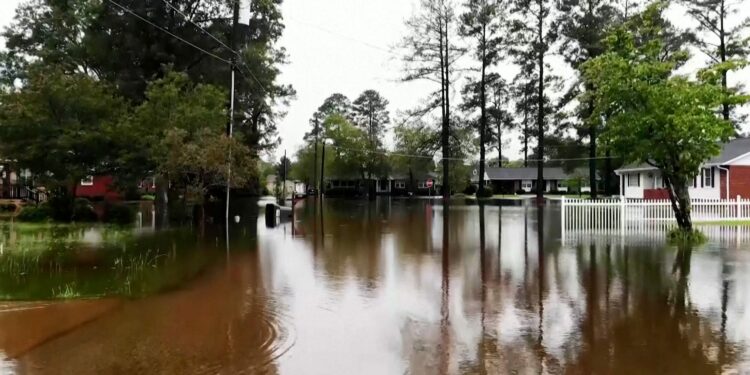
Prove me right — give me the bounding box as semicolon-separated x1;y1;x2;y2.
1;198;748;374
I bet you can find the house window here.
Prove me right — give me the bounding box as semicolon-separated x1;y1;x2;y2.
418;181;426;189
703;168;713;188
627;173;640;187
395;181;406;189
81;176;94;186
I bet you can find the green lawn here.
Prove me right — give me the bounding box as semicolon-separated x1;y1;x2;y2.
695;220;750;226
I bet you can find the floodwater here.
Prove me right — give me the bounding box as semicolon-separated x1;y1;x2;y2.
0;198;749;374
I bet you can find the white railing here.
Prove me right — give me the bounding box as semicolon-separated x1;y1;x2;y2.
561;196;750;235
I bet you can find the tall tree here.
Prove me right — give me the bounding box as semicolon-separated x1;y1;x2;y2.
509;0;557;199
235;0;295;155
460;0;505;195
680;0;749;124
584;3;749;232
401;0;463;198
558;0;621;198
352;90;390;146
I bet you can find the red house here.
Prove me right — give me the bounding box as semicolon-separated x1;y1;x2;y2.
75;175;122;200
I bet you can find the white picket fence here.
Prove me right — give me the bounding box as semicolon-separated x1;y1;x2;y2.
561;196;750;235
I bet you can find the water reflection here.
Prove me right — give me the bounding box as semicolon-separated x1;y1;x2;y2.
0;198;747;374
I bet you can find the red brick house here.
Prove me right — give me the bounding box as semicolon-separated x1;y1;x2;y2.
75;175;155;200
616;138;750;200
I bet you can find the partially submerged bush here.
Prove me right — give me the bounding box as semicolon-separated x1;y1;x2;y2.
667;227;707;245
463;184;478;195
72;198;98;222
477;186;494;198
17;205;53;222
103;203;136;225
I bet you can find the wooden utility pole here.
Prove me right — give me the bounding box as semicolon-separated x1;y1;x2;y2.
225;0;240;223
314;118;319;195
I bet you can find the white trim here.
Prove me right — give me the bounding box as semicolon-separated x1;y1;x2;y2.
80;175;94;186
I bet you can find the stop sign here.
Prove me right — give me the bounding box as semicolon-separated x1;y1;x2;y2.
426;179;434;188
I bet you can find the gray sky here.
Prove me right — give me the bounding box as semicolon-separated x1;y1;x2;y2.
1;0;748;163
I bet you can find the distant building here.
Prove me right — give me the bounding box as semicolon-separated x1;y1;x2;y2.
616;138;750;200
472;167;581;194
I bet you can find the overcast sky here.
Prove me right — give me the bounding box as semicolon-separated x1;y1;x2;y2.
1;0;748;163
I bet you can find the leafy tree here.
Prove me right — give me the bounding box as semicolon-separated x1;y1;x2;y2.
460;0;506;194
161;127;255;207
400;0;463;198
584;3;749;231
115;72;228;187
679;0;749;123
392;119;440;193
0;65;126;198
322;114;370;182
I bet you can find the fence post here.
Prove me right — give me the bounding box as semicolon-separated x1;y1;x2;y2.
561;196;566;242
620;195;625;235
738;195;742;219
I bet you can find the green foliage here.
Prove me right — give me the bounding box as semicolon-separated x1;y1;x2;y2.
0;65;126;189
667;227;707;245
16;205;53;222
583;2;750;229
102;204;136;225
477;185;494;198
72;198;97;222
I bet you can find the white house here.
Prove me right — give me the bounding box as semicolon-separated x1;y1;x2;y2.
616;138;750;200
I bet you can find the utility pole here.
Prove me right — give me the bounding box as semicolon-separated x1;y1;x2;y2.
225;0;240;223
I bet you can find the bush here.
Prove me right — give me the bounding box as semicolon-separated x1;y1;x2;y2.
0;203;18;212
515;189;527;195
102;203;136;225
140;194;156;201
17;205;53;222
463;184;478;195
667;227;707;245
477;186;494;198
47;192;74;221
72;198;98;222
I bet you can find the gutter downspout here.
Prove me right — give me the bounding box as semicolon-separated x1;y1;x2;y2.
718;165;730;199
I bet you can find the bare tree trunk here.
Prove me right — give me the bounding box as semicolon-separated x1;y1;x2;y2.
535;0;545;202
478;24;487;196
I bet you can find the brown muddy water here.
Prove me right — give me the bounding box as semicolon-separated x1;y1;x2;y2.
0;198;749;374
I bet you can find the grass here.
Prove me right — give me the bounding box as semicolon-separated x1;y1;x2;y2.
695;220;750;226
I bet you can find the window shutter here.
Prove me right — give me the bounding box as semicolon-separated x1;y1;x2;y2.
701;169;704;188
694;176;697;188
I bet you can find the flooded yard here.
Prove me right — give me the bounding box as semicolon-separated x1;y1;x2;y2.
0;198;748;374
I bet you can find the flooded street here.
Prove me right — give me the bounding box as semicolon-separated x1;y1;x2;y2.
1;198;749;374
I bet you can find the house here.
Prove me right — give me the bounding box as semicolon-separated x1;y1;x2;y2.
76;175;123;200
472;167;577;194
616;138;750;200
390;172;440;196
322;172;440;196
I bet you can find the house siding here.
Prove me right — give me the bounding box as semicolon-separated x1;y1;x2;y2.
76;175;122;200
728;166;750;199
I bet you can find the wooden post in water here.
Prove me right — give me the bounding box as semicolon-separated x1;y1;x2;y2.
620;195;625;236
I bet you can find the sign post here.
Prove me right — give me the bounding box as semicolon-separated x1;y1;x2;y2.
426;179;434;197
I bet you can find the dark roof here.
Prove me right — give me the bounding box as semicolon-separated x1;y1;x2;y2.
484;167;571;180
391;172;438;181
706;138;750;164
616;138;750;172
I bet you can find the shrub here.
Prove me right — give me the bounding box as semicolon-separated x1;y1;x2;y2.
103;204;136;225
477;186;494;198
17;205;53;222
463;184;478;195
47;192;74;221
0;203;17;212
667;227;707;245
140;194;156;201
515;189;527;195
72;198;98;222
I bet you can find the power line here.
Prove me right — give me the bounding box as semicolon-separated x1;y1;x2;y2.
106;0;231;64
160;0;235;55
321;142;620;163
286;15;398;57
